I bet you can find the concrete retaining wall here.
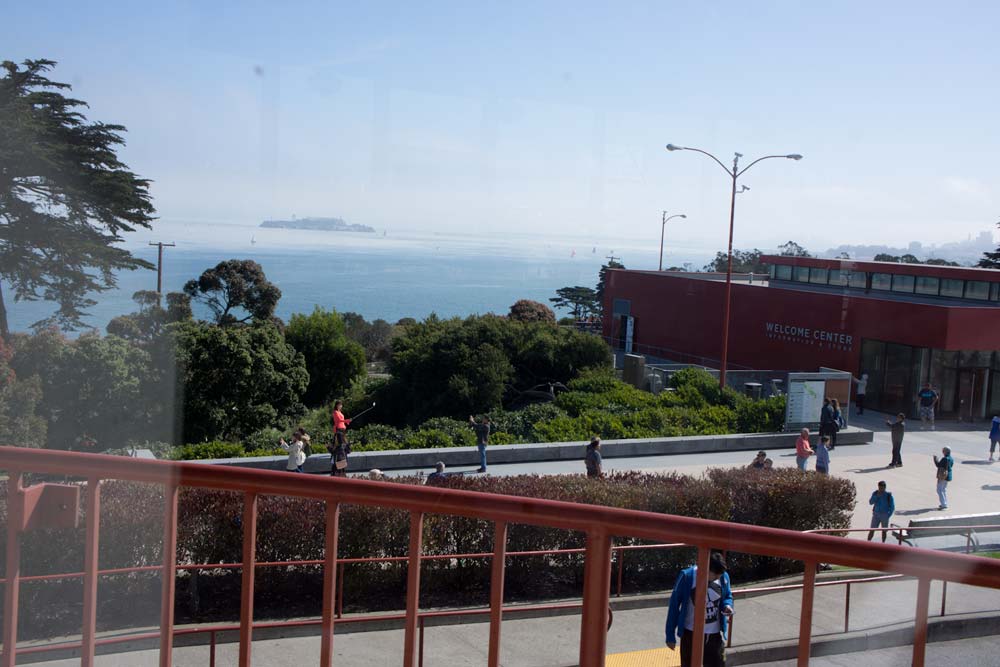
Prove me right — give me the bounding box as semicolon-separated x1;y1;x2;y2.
193;427;873;474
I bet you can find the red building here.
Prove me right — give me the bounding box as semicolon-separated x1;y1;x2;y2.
603;255;1000;419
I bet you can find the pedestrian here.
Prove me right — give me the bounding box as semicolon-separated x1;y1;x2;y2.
886;413;905;467
989;416;999;462
762;458;773;470
665;552;734;667
866;481;895;542
330;400;352;477
830;398;844;450
749;451;767;470
280;431;306;473
795;428;814;471
917;383;940;430
934;446;953;510
426;462;446;482
853;373;869;415
819;398;837;446
468;415;491;473
368;468;385;481
585;437;603;478
815;436;831;475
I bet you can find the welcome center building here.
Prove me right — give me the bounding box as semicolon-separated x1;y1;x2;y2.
602;255;1000;420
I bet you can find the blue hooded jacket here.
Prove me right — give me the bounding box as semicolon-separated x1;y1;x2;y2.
990;417;1000;441
665;565;733;644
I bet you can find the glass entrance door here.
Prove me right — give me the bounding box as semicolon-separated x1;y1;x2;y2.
957;368;989;421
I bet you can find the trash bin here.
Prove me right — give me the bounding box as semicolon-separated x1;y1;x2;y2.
744;382;762;400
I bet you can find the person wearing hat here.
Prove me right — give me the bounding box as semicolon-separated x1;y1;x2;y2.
280;430;307;473
749;451;767;469
665;552;733;667
585;437;603;478
989;417;1000;462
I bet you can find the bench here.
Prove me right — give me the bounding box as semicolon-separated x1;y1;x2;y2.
892;512;1000;552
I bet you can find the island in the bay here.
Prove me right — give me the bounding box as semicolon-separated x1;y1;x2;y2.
260;217;375;233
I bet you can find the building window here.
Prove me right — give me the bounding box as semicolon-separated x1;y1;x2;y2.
891;274;915;293
809;267;829;284
965;280;989;301
774;264;792;281
829;269;849;286
848;271;867;288
915;276;940;296
871;273;892;291
940;279;964;298
793;266;809;282
768;265;776;279
991;283;1000;301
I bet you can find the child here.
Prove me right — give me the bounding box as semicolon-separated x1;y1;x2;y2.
815;436;831;475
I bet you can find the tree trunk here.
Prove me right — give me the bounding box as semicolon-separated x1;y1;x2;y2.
0;276;9;340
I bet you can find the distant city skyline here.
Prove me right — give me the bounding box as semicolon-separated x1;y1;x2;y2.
4;2;999;251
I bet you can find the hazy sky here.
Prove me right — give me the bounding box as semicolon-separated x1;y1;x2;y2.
5;1;999;253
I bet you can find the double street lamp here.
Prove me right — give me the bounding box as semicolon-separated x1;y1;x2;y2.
664;144;802;389
659;211;687;271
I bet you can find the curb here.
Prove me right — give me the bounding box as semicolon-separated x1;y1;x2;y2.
727;610;1000;665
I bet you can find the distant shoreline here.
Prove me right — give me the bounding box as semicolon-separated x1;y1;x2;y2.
261;217;375;233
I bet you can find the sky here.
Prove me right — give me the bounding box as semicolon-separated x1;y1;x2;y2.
4;0;1000;255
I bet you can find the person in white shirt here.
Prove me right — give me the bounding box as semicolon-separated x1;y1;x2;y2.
853;373;869;415
280;431;307;473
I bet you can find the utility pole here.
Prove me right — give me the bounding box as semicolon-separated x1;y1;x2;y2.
605;253;621;266
148;242;176;303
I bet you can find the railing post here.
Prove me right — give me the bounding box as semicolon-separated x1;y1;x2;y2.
797;562;816;667
579;531;614;667
615;548;625;597
1;472;24;667
238;492;258;667
320;501;340;667
912;577;931;667
487;521;508;667
688;547;711;667
940;580;947;617
81;477;102;667
403;512;425;667
159;483;179;667
336;562;345;619
843;582;851;634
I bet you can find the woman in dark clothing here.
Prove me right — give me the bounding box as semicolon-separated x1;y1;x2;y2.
886;413;905;468
585;437;603;478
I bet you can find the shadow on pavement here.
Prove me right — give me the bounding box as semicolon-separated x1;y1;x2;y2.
982;485;1000;491
895;508;938;516
847;466;893;474
961;460;995;465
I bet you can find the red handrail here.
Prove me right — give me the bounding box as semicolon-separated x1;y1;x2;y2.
2;446;1000;667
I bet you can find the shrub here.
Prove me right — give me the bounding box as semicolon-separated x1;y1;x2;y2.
171;441;245;460
417;417;476;447
489;403;566;441
0;469;855;638
403;428;457;450
735;395;786;433
508;299;556;325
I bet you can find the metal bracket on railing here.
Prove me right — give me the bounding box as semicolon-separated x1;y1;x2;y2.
19;483;81;532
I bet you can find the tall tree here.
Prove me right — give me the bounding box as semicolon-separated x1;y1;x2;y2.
702;249;767;273
285;307;366;407
596;260;624;311
0;59;156;337
508;299;556;325
549;286;599;320
183;259;281;326
106;290;192;344
777;241;811;257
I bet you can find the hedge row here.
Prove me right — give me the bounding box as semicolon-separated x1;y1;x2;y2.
170;369;786;460
0;469;853;639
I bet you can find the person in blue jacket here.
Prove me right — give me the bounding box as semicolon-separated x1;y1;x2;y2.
934;446;954;510
989;416;999;462
665;552;734;667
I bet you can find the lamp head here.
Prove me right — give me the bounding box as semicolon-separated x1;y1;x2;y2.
679;214;687;218
665;144;682;152
786;154;803;160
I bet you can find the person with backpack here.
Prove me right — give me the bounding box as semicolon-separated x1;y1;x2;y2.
665;552;734;667
819;398;837;449
886;413;905;467
866;481;895;542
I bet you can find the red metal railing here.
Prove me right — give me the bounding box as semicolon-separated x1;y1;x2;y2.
3;447;1000;667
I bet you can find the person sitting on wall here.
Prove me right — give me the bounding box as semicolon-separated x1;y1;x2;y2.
427;461;447;482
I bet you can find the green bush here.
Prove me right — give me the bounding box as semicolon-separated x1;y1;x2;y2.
403;428;457;450
735;395;786;433
417;417;476;447
171;441;245;460
489;403;566;441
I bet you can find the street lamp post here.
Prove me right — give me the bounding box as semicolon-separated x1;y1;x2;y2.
664;144;802;389
659;211;687;271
